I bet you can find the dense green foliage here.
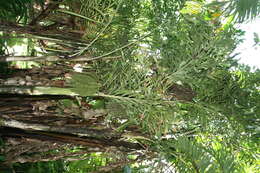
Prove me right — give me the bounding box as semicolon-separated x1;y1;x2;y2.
0;0;259;172
0;0;44;21
227;0;260;22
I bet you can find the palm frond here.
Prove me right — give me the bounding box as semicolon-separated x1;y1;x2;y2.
94;56;179;135
228;0;260;22
162;137;240;173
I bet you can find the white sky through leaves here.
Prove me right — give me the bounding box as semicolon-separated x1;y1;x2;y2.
234;17;260;69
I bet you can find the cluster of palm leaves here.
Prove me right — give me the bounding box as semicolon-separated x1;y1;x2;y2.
227;0;260;22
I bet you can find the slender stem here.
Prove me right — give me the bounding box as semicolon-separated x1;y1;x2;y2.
57;9;105;25
90;34;150;60
0;55;121;62
0;86;78;96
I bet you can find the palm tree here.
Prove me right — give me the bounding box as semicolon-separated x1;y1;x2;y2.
227;0;260;22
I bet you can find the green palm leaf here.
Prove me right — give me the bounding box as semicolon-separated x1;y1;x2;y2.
228;0;260;22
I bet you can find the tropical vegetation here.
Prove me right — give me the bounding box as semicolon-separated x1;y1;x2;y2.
0;0;259;172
